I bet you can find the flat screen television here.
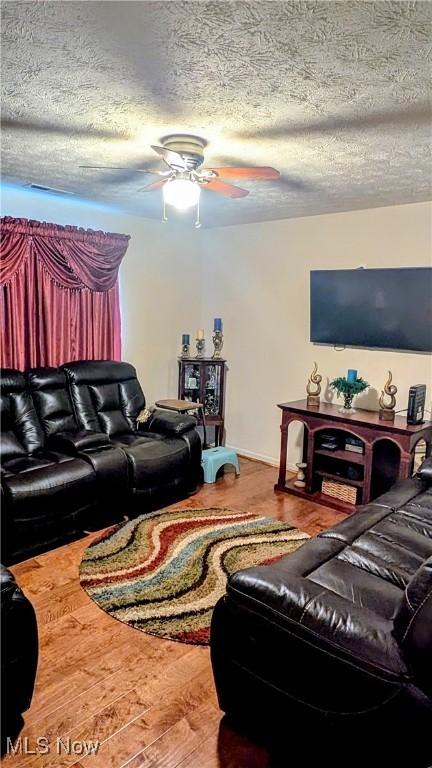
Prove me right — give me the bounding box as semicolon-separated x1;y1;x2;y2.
310;268;432;352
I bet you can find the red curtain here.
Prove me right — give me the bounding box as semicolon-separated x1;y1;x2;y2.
0;217;130;370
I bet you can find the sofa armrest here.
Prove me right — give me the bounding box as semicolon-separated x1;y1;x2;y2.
1;564;19;596
147;409;197;437
1;564;38;722
47;430;110;454
417;458;432;484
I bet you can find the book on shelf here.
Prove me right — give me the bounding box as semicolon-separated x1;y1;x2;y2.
344;436;364;454
318;433;339;451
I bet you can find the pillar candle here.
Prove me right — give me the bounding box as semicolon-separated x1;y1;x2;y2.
214;318;222;331
347;369;357;383
182;334;190;345
196;329;205;340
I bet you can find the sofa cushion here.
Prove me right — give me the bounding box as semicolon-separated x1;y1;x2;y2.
316;492;432;621
2;457;94;521
26;367;130;508
48;430;111;453
0;370;45;460
88;386;132;435
319;477;429;545
115;432;165;446
0;433;27;463
228;536;408;681
26;368;77;437
113;434;190;488
2;456;58;476
62;360;145;436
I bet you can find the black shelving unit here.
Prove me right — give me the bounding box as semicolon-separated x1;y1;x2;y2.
178;357;226;446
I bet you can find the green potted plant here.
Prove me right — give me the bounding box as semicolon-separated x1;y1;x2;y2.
330;375;369;413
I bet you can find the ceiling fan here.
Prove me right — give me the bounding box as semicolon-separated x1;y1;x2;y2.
80;134;280;226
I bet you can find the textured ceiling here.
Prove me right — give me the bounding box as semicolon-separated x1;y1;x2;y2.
1;0;431;227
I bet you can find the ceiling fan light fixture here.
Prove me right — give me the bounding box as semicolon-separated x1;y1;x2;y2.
163;178;200;210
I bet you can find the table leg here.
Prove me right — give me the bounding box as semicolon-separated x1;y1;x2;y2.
277;413;289;487
200;407;208;449
363;444;373;504
399;452;412;481
306;428;315;493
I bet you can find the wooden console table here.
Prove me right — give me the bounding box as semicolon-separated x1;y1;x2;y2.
275;399;432;514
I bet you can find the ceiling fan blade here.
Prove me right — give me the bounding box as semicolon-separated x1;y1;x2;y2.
210;166;280;181
211;156;311;191
79;166;157;172
203;179;249;198
151;145;187;171
79;164;167;185
139;179;168;193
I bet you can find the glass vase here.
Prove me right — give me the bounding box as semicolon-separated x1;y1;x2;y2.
338;393;355;414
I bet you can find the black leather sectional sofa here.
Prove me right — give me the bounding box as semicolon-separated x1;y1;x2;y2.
1;564;38;754
1;360;202;564
211;459;432;767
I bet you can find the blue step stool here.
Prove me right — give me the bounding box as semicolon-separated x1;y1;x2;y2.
202;446;240;484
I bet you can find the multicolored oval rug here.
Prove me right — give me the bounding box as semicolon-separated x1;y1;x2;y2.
79;507;309;645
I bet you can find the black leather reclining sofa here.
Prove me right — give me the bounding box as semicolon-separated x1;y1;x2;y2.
1;564;38;754
1;360;202;564
211;459;432;767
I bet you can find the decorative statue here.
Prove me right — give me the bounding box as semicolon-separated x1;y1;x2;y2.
306;362;322;407
379;371;398;421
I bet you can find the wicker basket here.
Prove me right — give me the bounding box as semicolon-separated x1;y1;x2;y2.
322;479;357;505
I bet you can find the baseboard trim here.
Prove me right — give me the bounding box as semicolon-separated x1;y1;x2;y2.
226;445;297;474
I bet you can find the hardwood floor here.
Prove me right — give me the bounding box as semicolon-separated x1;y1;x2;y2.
5;459;344;768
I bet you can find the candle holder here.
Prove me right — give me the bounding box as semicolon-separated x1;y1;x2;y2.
294;462;307;488
212;330;224;359
195;337;205;358
181;334;190;359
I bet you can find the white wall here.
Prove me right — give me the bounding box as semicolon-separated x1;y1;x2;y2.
2;189;431;467
0;185;202;403
199;202;432;466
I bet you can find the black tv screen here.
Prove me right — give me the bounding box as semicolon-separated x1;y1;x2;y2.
310;268;432;352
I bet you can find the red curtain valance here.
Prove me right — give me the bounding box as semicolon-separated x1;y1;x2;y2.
0;216;130;369
0;216;130;291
